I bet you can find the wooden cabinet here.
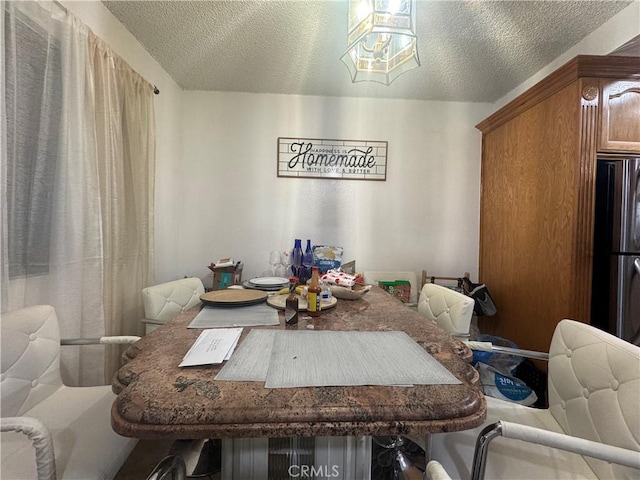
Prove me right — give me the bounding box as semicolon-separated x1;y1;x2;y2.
599;79;640;152
476;56;640;355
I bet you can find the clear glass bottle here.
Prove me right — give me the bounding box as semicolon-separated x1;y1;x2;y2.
320;279;332;305
307;267;321;317
285;276;299;325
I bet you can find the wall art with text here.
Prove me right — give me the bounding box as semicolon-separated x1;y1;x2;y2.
277;137;387;181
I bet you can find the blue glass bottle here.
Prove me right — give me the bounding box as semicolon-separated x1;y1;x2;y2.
302;239;313;283
292;239;303;280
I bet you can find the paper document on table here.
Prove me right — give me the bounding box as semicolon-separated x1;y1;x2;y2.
179;328;243;367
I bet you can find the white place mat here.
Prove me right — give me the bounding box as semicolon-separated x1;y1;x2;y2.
188;304;280;328
265;331;461;388
215;330;461;388
215;329;276;381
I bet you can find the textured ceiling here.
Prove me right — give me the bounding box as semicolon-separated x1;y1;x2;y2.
102;0;635;102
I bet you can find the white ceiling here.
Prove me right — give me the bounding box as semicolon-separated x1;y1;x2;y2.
102;0;636;103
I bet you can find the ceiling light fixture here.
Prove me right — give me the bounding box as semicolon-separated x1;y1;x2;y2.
340;0;420;85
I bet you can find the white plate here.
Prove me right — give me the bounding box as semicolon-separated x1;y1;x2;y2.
249;277;289;287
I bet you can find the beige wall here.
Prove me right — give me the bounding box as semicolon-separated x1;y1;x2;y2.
179;93;490;284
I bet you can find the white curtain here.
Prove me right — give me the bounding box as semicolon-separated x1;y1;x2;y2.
1;0;155;386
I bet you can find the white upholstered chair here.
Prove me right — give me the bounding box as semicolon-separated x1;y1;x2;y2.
363;270;420;305
417;283;475;337
141;277;204;334
429;319;640;479
1;305;140;480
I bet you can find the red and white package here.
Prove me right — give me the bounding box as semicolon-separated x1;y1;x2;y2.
321;269;356;287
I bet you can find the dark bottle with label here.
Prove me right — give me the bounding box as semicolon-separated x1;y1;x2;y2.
307;267;321;317
285;276;299;325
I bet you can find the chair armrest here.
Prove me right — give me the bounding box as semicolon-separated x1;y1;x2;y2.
1;416;56;480
471;421;640;480
60;336;141;346
465;341;549;361
425;460;452;480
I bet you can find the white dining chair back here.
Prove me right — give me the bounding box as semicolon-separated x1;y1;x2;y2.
429;319;640;479
141;277;204;333
417;283;475;337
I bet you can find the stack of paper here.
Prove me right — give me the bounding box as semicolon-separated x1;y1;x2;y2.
179;328;243;367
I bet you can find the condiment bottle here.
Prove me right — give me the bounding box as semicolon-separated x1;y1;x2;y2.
307;267;322;317
285;276;299;325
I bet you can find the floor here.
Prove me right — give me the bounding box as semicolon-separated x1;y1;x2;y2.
115;439;173;479
115;439;222;480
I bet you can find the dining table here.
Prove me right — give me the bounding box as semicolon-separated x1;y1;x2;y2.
111;285;486;441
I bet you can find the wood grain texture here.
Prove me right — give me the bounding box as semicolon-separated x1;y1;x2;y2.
477;56;640;135
574;79;600;323
478;82;582;354
599;79;640;152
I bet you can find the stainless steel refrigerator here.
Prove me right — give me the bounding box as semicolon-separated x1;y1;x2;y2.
591;156;640;345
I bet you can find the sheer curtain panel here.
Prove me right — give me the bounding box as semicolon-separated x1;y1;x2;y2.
1;1;155;385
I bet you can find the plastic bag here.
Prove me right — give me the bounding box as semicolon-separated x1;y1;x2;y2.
477;362;538;406
472;334;523;375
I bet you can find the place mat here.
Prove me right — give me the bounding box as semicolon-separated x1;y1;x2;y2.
265;331;461;388
215;329;276;381
266;294;338;311
200;289;268;306
188;303;279;328
215;330;461;388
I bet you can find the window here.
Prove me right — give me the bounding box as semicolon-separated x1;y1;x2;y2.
5;9;62;278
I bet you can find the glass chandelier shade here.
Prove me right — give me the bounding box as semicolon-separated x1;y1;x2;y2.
340;0;420;85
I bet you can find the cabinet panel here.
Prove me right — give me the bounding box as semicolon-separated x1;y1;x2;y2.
599;80;640;152
478;83;582;354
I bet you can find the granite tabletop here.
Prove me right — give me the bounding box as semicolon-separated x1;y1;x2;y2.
111;286;486;439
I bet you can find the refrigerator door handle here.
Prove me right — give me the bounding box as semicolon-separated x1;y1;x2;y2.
634;258;640;277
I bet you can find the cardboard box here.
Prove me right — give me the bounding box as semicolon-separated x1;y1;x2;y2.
212;264;243;290
378;280;411;303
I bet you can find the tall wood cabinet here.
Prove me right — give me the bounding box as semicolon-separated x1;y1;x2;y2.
476;55;640;354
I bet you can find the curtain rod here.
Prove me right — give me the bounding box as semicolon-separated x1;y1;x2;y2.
53;0;160;95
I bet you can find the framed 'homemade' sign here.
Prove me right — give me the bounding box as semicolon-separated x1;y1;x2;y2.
277;137;387;181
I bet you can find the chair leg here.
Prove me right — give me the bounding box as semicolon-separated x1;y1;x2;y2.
146;455;186;480
470;422;503;480
168;439;221;478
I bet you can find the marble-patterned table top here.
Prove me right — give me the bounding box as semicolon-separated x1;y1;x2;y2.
111;286;486;439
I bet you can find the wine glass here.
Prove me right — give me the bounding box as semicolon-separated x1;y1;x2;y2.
268;251;281;276
281;250;292;277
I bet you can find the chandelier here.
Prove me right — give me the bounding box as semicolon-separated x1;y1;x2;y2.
340;0;420;85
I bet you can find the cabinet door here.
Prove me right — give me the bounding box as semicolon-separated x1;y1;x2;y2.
599;79;640;152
